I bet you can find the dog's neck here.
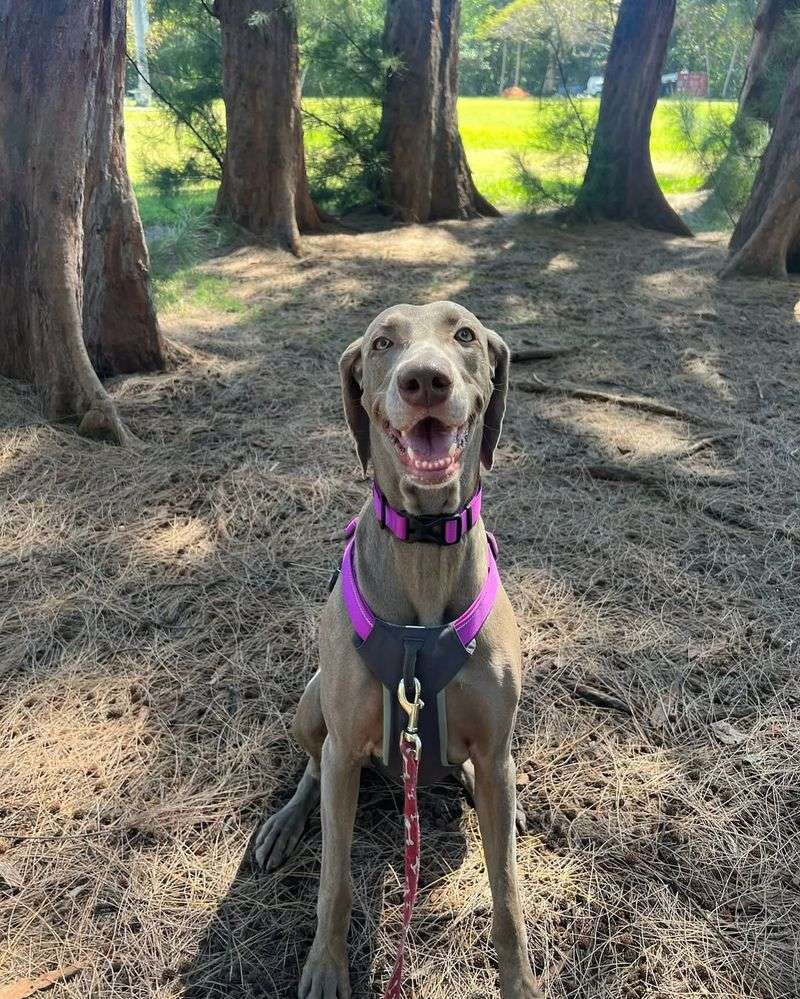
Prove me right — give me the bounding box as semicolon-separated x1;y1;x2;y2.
353;475;488;628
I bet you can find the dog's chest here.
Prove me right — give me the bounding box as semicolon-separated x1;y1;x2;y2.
354;618;473;785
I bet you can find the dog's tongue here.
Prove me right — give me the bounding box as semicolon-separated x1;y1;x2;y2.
400;418;457;461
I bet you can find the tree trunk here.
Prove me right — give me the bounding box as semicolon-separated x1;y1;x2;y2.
378;0;499;223
0;0;165;443
132;0;152;106
721;39;739;100
499;39;507;94
737;0;799;126
214;0;323;255
572;0;691;236
707;0;799;191
722;58;800;279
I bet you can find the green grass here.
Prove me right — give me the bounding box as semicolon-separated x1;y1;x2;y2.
125;97;734;308
126;96;735;219
154;270;246;315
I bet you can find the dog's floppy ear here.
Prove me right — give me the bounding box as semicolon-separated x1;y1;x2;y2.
339;337;370;473
481;329;510;470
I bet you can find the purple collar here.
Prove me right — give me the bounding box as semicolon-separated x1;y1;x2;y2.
372;483;482;545
339;512;500;648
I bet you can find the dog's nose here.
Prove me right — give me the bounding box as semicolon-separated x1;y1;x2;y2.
397;363;453;408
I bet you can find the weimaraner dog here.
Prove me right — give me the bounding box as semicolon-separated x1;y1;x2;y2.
254;302;541;999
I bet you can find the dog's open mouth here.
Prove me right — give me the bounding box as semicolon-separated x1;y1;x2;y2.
383;416;472;483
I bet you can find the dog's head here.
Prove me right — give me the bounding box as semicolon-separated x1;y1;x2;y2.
339;302;510;510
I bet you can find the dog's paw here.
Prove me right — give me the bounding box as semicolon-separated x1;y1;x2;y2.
298;948;351;999
502;977;544;999
252;803;308;871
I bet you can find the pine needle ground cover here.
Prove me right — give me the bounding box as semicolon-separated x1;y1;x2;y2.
1;215;798;998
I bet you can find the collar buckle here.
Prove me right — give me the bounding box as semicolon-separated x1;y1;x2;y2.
404;514;456;545
372;482;479;545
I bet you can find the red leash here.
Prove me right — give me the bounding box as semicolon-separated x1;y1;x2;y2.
383;680;424;999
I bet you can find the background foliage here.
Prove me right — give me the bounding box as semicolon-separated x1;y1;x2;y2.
132;0;793;220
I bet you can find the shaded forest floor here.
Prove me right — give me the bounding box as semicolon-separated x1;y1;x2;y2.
2;214;799;999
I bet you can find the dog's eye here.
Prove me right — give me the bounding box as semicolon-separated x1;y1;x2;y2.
454;327;476;343
372;336;393;351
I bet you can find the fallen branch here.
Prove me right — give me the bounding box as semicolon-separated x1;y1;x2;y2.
0;965;84;999
516;375;709;424
677;434;735;457
559;463;798;546
570;682;631;714
512;345;577;363
576;463;736;489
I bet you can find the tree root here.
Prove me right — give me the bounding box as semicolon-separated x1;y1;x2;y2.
77;399;139;446
555;461;798;547
516;374;709;424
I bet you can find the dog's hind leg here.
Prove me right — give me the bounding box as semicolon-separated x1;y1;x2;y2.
456;759;528;836
253;672;326;871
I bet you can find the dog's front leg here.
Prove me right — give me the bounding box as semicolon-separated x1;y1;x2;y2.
299;735;360;999
474;753;543;999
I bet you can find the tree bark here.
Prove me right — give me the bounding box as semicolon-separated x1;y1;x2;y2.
737;0;799;127
722;58;800;279
721;39;739;100
0;0;165;443
378;0;499;223
214;0;323;255
572;0;691;236
707;1;799;191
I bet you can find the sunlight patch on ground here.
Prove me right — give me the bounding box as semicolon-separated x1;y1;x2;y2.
545;253;579;273
140;517;217;564
682;351;733;402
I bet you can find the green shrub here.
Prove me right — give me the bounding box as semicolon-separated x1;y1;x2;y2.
665;98;766;227
513;97;597;212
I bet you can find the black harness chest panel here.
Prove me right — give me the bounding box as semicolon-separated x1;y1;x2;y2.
354;620;475;785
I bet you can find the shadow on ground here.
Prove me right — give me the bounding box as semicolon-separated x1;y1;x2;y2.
182;770;470;999
1;212;799;999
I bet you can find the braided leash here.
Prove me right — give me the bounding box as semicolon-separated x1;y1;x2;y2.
383;679;424;999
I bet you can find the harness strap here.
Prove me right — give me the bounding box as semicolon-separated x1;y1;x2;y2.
341;537;374;641
340;534;499;647
401;639;423;702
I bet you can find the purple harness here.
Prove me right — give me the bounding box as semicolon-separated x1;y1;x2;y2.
337;484;500;784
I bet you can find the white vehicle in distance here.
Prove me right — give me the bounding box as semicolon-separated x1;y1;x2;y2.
586;75;603;97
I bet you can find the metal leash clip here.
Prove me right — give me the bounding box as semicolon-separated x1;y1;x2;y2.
397;677;424;761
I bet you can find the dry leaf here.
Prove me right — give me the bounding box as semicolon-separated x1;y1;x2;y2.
711;720;748;746
0;965;83;999
650;674;684;729
0;860;23;889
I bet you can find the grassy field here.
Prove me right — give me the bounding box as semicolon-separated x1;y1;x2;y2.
126;96;734;225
